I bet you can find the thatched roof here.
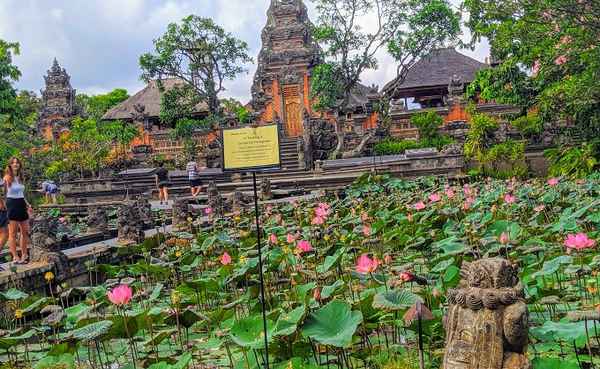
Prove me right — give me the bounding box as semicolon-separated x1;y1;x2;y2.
382;48;487;97
102;78;209;121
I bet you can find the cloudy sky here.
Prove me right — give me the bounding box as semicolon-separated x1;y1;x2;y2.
0;0;489;104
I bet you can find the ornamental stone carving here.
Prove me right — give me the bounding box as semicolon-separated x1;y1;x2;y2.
117;202;145;246
443;258;530;369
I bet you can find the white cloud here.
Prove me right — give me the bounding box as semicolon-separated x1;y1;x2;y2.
1;0;489;101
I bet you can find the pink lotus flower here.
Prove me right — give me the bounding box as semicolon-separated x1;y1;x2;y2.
429;193;441;203
286;233;296;244
534;204;545;212
564;233;596;251
445;187;455;199
269;233;278;245
384;254;392;264
204;207;213;215
107;285;132;306
463;197;474;210
313;288;321;301
362;225;371;237
555;55;568;65
463;184;473;197
318;202;330;210
504;194;516;204
414;201;426;211
499;232;510;245
58;217;67;224
311;216;325;225
532;60;541;76
407;213;414;222
220;252;232;265
296;240;313;254
356;254;379;274
547;178;559;186
399;271;414;282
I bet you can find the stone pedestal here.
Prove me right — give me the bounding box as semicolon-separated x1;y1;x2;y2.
442;258;530;369
207;181;224;217
260;178;273;201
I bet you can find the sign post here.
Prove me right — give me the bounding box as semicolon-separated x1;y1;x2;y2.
221;124;280;369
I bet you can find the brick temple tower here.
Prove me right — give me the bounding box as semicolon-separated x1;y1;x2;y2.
251;0;322;137
38;58;76;141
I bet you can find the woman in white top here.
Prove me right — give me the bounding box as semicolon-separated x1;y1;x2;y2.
0;171;8;270
3;157;32;264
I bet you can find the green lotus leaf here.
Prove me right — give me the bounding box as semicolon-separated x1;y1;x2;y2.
230;315;275;349
372;290;423;311
1;288;29;300
302;300;362;347
72;320;113;341
274;305;306;337
321;280;344;299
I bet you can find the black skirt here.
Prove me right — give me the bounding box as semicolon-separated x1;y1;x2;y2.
6;198;28;222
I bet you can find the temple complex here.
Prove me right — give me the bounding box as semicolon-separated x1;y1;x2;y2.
38;59;77;142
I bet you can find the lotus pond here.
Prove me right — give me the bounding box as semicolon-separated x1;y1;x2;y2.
2;174;600;369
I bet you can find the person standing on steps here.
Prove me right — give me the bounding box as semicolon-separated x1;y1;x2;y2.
41;180;59;204
3;157;32;265
186;159;206;198
155;162;170;205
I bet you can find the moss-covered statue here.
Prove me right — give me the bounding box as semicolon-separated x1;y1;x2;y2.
443;258;530;369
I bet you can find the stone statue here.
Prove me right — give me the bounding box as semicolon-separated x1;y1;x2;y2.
172;198;190;232
134;194;153;227
30;216;70;280
117;201;145;245
443;258;530;369
448;74;464;97
260;178;273;201
87;207;109;234
231;190;248;213
207;181;224;217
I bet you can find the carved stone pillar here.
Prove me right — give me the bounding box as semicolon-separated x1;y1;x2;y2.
30;215;70;280
172;197;190;232
117;202;145;246
260;178;273;201
87;207;109;234
207;181;224;217
443;258;530;369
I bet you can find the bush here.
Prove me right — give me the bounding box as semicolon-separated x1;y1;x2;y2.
545;142;599;178
410;111;444;141
511;112;542;137
481;140;528;178
374;136;454;155
374;139;421;155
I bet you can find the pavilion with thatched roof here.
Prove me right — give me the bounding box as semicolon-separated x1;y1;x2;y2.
382;48;488;109
102;78;209;127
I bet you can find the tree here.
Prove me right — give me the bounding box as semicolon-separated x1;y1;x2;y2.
310;0;460;158
58;117;112;178
77;88;130;121
101;120;140;163
311;0;460;113
139;15;252;119
0;40;35;168
463;0;600;141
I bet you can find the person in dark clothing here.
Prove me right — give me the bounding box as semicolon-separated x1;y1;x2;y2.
155;162;170;205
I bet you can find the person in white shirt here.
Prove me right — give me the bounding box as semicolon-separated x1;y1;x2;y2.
186;160;206;198
3;157;32;265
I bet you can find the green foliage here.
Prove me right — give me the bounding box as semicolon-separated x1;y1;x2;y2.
410;111;444;141
140;15;252;117
465;113;527;178
462;0;600;141
77;88;129;120
511;112;543;138
160;84;202;127
0;39;36;169
375;139;421;155
221;97;252;124
464;113;499;160
311;0;458;114
545;143;599;179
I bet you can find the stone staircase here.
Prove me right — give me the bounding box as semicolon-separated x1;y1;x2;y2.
279;137;302;171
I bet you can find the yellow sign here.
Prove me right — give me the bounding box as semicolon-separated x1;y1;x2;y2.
222;125;281;171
